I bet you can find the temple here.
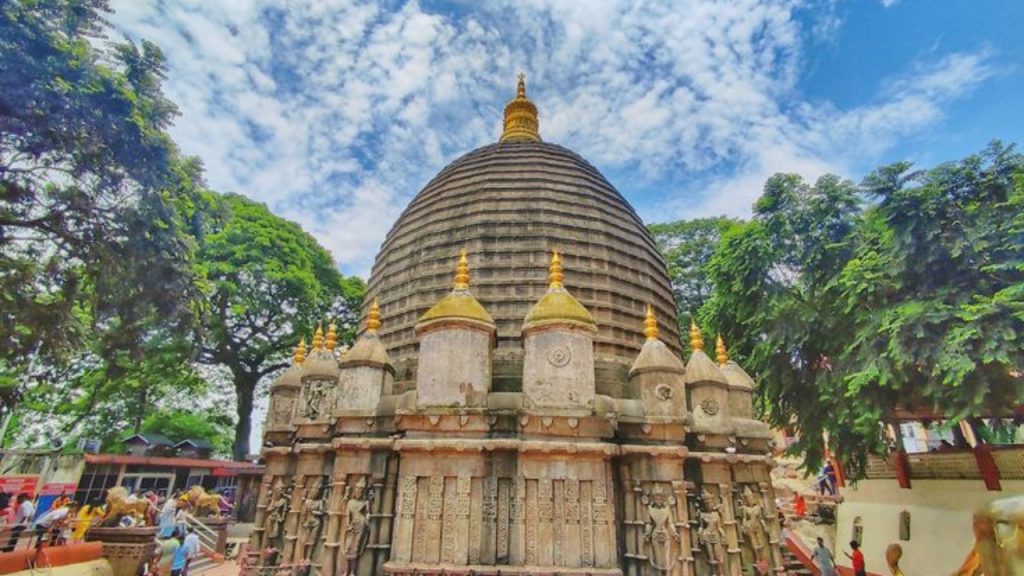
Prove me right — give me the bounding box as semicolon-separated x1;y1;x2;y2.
249;77;780;576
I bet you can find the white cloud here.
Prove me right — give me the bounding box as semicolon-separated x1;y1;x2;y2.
107;0;994;273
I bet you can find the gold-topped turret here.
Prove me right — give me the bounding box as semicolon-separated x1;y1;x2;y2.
454;249;470;290
644;305;659;341
326;322;338;351
716;335;729;365
294;337;307;365
690;320;705;353
366;298;381;333
499;73;541;143
312;324;324;350
417;251;495;327
548;249;564;288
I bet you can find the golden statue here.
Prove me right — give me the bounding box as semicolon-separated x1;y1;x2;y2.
953;495;1023;576
102;486;155;526
180;485;227;518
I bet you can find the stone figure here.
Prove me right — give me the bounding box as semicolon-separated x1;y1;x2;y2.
739;486;769;563
641;485;680;573
698;488;728;576
265;483;292;541
300;479;327;558
343;477;375;575
303;379;331;419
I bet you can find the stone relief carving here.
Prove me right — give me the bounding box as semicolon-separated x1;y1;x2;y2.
641;484;681;573
738;486;769;564
299;477;328;559
302;378;333;419
546;345;572;367
700;397;720;416
655;383;674;400
264;481;292;542
342;477;375;574
698;487;728;576
271;395;295;424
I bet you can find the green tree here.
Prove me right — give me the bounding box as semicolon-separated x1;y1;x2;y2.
0;1;202;434
141;409;233;457
698;145;1024;476
648;217;738;336
197;193;365;460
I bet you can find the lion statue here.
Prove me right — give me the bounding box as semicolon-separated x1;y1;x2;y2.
102;486;155;527
180;485;225;518
953;495;1023;576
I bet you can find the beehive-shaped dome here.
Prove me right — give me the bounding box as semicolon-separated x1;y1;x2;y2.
364;80;680;395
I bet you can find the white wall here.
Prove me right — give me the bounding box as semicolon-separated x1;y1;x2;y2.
834;479;1024;575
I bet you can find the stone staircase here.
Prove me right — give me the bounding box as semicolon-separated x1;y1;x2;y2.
183;513;225;575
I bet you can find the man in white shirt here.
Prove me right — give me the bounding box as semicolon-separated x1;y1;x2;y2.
2;494;35;552
183;526;201;576
34;501;76;548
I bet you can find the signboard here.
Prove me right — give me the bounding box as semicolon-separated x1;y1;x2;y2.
0;475;39;496
39;482;78;496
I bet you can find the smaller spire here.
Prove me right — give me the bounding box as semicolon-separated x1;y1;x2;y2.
312;323;324;350
716;334;729;365
294;337;307;365
326;322;338;351
499;72;541;143
548;250;564;289
516;72;527;98
643;304;659;341
366;298;381;333
689;320;704;353
454;249;470;290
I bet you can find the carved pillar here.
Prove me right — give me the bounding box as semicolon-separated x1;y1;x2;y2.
282;473;305;562
672;481;695;576
758;481;784;572
250;474;274;551
717;483;742;576
323;475;349;576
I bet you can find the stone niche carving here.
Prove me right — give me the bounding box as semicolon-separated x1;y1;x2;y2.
299;378;336;420
697;487;728;576
263;479;293;545
522;329;595;410
299;477;329;560
737;486;769;565
342;476;375;574
640;484;681;573
268;390;297;427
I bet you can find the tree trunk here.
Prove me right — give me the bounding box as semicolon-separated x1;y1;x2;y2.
233;374;257;461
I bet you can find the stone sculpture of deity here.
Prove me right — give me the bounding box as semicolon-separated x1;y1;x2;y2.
265;482;292;542
303;380;331;419
739;486;769;563
300;478;327;558
698;488;728;576
641;484;680;572
343;477;375;575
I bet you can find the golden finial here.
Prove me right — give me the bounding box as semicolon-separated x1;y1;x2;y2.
326;322;338;351
454;249;470;290
689;320;704;352
312;323;324;350
643;304;659;341
293;337;307;365
366;298;381;333
716;334;729;365
548;250;564;289
499;72;541;143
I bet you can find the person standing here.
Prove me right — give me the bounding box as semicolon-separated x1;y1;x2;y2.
33;501;75;548
3;494;35;552
845;540;866;576
158;497;178;538
170;530;190;576
183;526;201;576
812;537;836;576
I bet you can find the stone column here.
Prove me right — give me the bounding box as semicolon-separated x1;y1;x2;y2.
86;527;158;576
672;480;695;576
718;483;742;576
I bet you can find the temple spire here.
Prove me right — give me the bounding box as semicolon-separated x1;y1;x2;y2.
454;249;470;290
366;298;381;333
716;334;729;365
548;250;564;289
312;323;324;350
690;320;705;353
293;337;307;365
644;304;659;341
499;72;541;143
326;322;338;351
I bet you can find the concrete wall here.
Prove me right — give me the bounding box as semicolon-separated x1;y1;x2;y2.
835;478;1024;575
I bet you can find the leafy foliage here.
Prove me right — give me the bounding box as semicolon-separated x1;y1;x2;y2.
0;0;204;437
141;409;233;458
648;217;738;335
657;144;1024;476
196;193;365;459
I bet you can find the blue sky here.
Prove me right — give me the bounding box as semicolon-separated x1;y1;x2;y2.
110;0;1022;278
